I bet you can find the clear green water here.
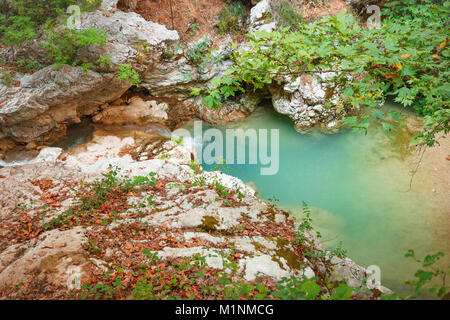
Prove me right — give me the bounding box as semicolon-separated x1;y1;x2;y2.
184;106;448;294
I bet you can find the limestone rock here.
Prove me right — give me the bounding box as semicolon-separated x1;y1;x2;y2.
240;254;295;281
270;73;347;133
101;0;119;11
93;96;169;125
0;9;178;143
249;0;273;31
31;147;63;164
0;228;87;288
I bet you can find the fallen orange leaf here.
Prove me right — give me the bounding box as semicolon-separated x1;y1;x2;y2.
436;41;446;50
392;63;402;71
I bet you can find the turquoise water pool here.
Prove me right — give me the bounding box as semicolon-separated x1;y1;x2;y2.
183;105;448;294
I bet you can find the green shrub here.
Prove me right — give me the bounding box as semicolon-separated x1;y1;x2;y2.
0;0;105;72
217;1;247;34
16;58;40;73
0;70;13;86
96;54;112;69
42;27;107;69
185;36;223;74
117;63;140;86
198;2;450;146
0;0;72;45
0;0;101;45
186;36;212;64
270;0;304;30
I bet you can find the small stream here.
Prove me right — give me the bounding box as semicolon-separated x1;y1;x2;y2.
183;104;449;295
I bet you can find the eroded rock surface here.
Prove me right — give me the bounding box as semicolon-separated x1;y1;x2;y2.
270;73;350;133
0;0;352;150
0;135;389;299
0;6;178;144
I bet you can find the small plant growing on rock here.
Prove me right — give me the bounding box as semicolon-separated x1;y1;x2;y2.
0;70;13;86
214;181;230;198
96;54;112;70
42;27;108;70
16;58;40;73
170;136;184;145
189;160;203;175
117;63;140;86
186;37;212;65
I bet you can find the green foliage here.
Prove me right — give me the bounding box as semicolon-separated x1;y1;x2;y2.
0;0;71;45
198;3;449;146
188;23;200;38
184;36;227;78
189;160;203;175
186;37;212;64
185;36;221;75
170;135;184;145
132;253;207;300
81;265;124;300
274;276;354;300
382;0;444;21
329;241;348;259
42;27;107;69
0;14;36;45
0;1;106;73
96;54;112;69
214;181;231;198
274;276;322;300
162;40;185;61
0;70;13;86
0;0;101;46
16;58;40;73
217;1;247;34
403;250;449;299
270;0;304;31
117;63;140;86
292;202;325;260
45;166;156;229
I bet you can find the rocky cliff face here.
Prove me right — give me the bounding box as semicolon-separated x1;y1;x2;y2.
0;133;390;299
0;0;352;154
0;7;179;146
